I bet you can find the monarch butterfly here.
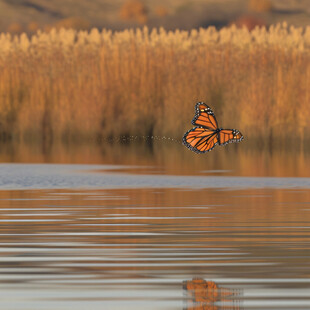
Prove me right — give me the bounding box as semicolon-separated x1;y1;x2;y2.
183;102;244;153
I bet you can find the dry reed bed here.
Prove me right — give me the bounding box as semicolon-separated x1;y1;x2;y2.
0;24;309;143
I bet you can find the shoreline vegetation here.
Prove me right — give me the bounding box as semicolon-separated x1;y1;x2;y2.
0;24;309;145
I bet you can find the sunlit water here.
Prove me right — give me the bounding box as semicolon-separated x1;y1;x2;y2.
0;142;310;309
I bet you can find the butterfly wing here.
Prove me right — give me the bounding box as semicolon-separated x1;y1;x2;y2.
218;129;244;146
183;127;218;154
191;102;219;130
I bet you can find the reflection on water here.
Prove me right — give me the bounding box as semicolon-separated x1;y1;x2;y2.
0;187;310;309
183;278;242;309
2;163;310;189
0;141;310;309
0;140;310;177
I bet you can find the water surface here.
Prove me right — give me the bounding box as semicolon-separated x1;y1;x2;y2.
0;142;309;309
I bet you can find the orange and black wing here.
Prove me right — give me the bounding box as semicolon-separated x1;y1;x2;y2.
218;129;243;146
183;127;218;154
191;102;218;130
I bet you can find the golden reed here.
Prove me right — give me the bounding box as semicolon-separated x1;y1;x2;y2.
0;24;309;144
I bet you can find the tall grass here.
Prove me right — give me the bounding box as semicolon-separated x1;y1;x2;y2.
0;24;309;143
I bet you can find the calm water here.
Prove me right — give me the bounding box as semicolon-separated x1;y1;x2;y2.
0;141;310;310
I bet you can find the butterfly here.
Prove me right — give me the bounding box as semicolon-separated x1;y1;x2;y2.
182;102;244;154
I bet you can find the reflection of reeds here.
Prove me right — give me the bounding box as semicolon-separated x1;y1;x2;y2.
0;24;309;143
1;140;310;177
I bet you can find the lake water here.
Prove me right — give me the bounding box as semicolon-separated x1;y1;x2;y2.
0;141;310;310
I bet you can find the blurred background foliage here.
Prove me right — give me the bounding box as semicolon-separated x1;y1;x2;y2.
0;0;310;35
0;0;309;145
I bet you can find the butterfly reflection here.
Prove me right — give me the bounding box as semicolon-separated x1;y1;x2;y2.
183;278;243;310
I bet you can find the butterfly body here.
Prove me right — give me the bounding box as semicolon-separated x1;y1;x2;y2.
183;102;243;154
